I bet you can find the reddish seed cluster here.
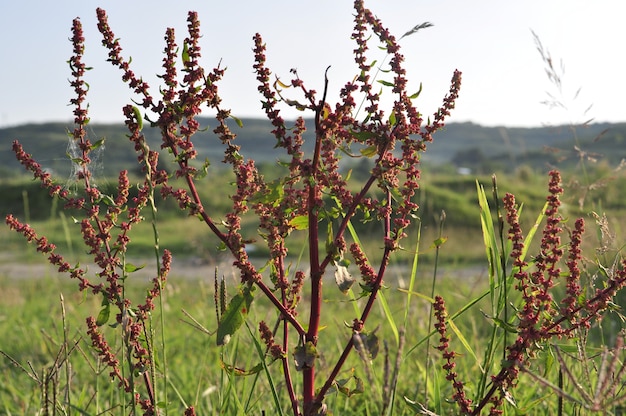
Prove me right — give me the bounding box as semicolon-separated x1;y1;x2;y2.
287;271;306;314
423;71;462;140
349;0;462;249
96;8;153;107
161;28;178;103
4;11;200;414
259;320;286;360
561;217;585;320
69;18;89;130
5;214;69;269
350;243;377;286
433;295;473;414
253;34;308;188
86;316;129;391
138;250;172;317
486;172;569;407
253;34;284;134
469;170;626;414
11;142;66;198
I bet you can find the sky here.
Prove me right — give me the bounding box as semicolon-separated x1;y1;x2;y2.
1;0;624;128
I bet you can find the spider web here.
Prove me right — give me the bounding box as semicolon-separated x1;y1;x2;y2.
64;134;106;194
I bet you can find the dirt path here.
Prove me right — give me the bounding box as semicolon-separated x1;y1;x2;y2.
0;253;240;281
0;252;489;290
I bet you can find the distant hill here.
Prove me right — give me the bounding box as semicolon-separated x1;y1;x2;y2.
2;118;625;179
423;121;626;173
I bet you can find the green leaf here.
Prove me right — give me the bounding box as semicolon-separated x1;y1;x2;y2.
409;82;423;99
216;285;254;346
325;221;335;257
274;78;291;89
544;346;556;377
430;236;447;249
483;311;519;333
389;111;397;126
230;114;244;128
250;179;284;207
447;318;480;364
359;282;374;295
243;322;285;415
551;343;581;354
195;158;211;179
182;41;190;64
130;106;143;131
353;376;365;395
334;374;365;397
377;79;395;87
378;290;399;345
96;302;110;326
338;258;351;267
403;397;429;414
98;194;116;206
266;180;284;206
288;215;309;230
124;263;145;273
349;129;377;142
90;138;106;151
359;145;378;158
68;156;85;165
220;358;264;376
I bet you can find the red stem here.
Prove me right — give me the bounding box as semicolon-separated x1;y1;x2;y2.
308;143;393;409
302;96;329;413
315;212;393;404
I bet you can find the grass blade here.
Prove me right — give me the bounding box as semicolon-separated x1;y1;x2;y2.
217;285;255;346
378;290;399;346
403;221;422;326
244;322;285;416
447;319;479;365
405;286;493;357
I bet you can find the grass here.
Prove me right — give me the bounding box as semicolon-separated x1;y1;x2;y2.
0;261;489;415
4;230;624;415
0;278;620;414
3;167;626;415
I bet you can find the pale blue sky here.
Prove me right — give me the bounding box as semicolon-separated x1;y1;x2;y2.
1;1;624;128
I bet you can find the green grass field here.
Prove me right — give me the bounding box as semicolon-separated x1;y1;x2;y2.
2;258;625;414
0;258;514;415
